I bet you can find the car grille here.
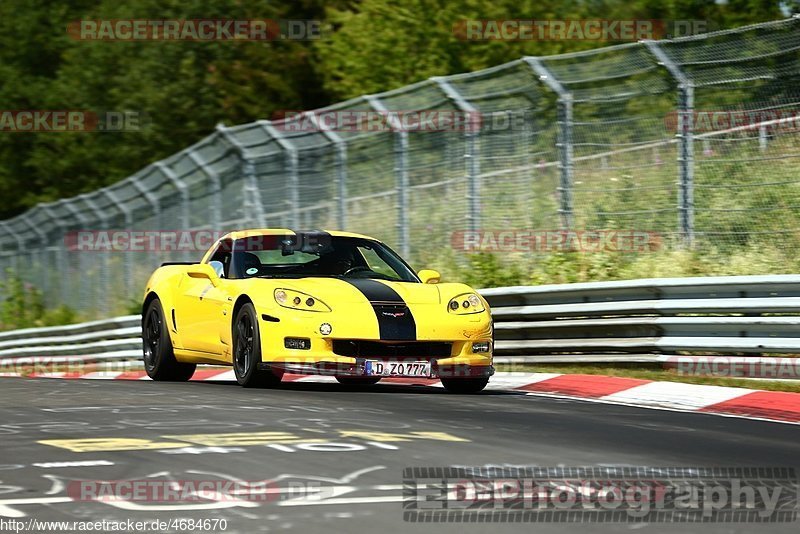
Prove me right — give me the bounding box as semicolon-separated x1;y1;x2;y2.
332;340;453;360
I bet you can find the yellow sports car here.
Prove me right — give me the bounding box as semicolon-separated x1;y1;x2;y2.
142;229;494;393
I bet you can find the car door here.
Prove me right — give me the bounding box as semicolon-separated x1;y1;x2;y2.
175;240;233;357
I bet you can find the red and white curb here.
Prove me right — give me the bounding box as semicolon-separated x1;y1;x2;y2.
3;370;799;425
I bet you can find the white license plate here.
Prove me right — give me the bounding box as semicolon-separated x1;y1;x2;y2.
365;360;431;377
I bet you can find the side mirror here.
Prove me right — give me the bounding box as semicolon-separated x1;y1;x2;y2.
209;260;225;278
187;263;220;286
418;269;441;284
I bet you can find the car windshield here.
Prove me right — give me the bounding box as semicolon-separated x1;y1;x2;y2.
224;234;419;282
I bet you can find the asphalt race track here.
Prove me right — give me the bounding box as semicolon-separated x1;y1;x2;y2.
1;377;799;533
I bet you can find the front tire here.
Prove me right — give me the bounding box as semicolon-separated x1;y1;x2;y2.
143;299;195;381
440;377;489;394
232;303;283;388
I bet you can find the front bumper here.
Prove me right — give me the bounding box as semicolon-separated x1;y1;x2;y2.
256;306;494;378
258;360;494;378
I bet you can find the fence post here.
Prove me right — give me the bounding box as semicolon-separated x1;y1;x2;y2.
759;124;768;152
20;214;50;300
335;142;347;230
432;76;481;233
126;178;162;306
154;162;191;262
129;177;161;226
55;197;109;316
305;112;348;230
525;57;573;229
186;148;223;232
101;189;134;301
77;195;112;316
261;121;300;229
0;221;24;281
644;40;694;248
0;226;9;298
0;222;21;303
40;202;75;309
0;224;11;272
216;124;268;228
366;95;410;257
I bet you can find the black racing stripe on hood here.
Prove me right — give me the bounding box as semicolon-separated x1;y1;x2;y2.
344;279;417;341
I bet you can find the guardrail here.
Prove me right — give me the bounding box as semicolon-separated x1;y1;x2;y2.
0;315;141;366
1;275;799;373
482;275;800;361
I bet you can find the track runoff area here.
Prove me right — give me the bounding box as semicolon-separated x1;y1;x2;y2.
0;373;798;533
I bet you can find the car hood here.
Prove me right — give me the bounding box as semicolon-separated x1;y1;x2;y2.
269;277;454;305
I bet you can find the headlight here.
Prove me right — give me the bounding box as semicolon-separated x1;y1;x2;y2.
447;293;485;314
274;289;331;312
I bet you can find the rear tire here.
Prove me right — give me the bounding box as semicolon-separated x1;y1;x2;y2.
232;303;283;388
143;299;196;382
440;377;489;394
335;376;381;386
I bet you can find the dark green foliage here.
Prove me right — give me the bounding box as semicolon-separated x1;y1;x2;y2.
0;0;787;219
0;269;78;330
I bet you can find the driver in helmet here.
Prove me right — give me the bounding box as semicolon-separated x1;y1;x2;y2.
316;245;358;275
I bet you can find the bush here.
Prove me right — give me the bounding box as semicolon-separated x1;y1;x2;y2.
440;243;800;290
457;252;525;288
0;270;80;331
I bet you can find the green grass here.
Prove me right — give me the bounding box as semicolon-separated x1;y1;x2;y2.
494;363;800;393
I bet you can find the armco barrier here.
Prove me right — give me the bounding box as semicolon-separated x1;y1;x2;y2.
482;275;800;359
0;315;141;366
1;276;799;371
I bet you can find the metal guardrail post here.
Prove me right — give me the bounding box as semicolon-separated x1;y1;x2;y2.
0;221;24;281
304;112;348;230
261;121;300;229
215;124;267;228
644;41;694;248
525;57;573;229
335;141;347;230
0;224;12;278
20;214;51;296
154;162;191;262
186;150;222;232
366;95;410;257
40;202;78;307
243;159;265;228
432;77;481;233
125;178;163;302
76;195;112;316
55;199;89;312
101;189;135;300
129;176;161;226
